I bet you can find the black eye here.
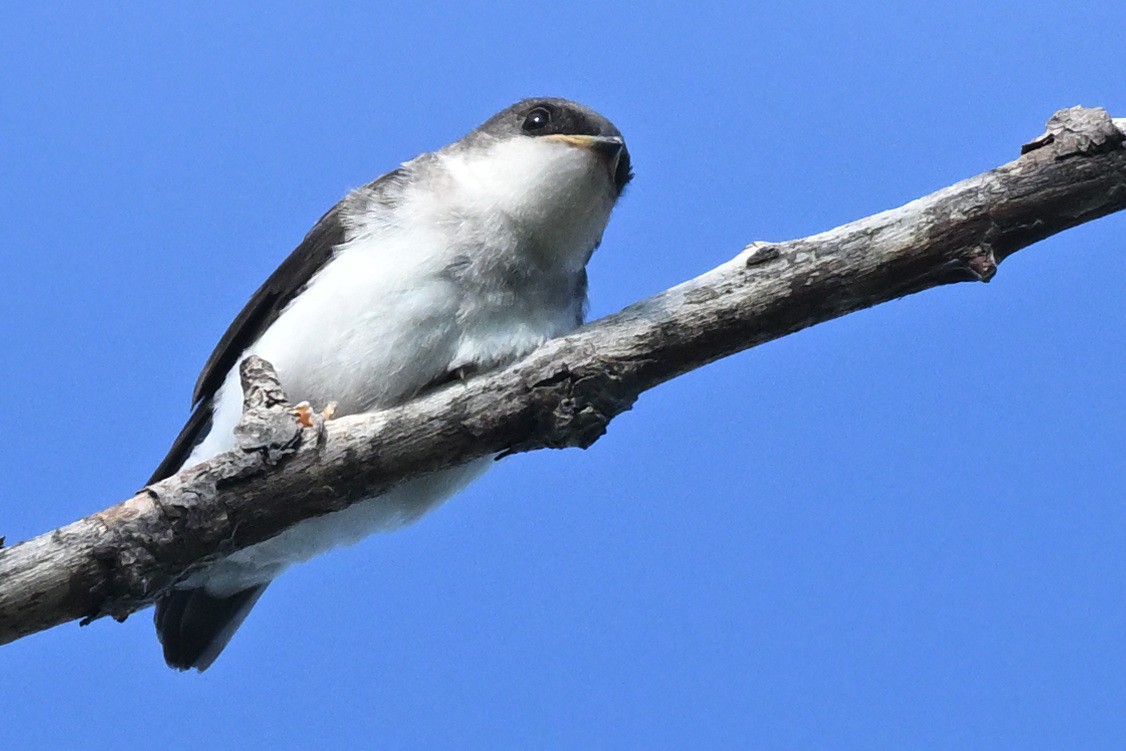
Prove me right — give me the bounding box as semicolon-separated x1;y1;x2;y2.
522;106;552;132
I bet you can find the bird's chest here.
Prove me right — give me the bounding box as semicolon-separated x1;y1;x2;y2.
447;257;582;373
250;225;581;414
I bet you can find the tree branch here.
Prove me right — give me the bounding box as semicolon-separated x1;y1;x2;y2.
2;106;1125;647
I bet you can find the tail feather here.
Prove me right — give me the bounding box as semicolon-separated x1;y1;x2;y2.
154;584;268;671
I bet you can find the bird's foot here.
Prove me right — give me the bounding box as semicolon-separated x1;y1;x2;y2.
292;401;317;428
292;401;339;447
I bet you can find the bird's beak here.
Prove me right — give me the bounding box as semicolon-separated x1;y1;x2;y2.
545;134;625;174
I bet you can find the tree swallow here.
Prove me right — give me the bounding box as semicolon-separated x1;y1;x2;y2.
149;98;632;671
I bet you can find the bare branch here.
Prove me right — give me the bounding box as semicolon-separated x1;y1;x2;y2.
2;106;1125;647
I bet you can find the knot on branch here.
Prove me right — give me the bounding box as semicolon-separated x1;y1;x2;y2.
1021;106;1125;159
82;513;158;624
231;355;304;470
742;242;782;268
506;356;637;455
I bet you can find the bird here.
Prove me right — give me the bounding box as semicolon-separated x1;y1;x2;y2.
148;98;632;671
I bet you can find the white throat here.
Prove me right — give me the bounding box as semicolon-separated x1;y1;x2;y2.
435;135;617;274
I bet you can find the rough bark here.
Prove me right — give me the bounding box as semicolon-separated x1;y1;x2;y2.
2;106;1125;647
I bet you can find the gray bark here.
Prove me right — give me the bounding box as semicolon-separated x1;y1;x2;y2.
2;106;1125;647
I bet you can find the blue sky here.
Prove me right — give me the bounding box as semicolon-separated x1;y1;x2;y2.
3;2;1125;748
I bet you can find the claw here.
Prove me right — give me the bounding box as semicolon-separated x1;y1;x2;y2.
292;401;315;428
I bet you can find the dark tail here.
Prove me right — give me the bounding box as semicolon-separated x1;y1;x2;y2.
154;584;268;671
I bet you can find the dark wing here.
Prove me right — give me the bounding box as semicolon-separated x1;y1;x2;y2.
145;203;347;485
192;205;349;407
147;199;346;667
